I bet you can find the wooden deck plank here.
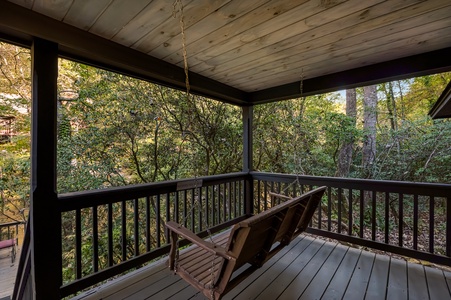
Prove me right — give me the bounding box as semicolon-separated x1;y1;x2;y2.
165;284;199;300
407;262;429;300
277;241;336;299
0;246;19;299
253;238;325;300
365;254;390;300
445;271;451;294
321;246;361;300
224;235;311;299
425;266;451;300
70;236;451;300
343;250;375;299
298;243;348;300
386;258;408;300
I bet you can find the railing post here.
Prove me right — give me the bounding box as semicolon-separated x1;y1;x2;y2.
243;106;253;215
30;38;62;299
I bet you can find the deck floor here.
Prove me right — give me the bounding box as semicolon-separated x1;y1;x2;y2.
75;234;451;300
0;244;19;299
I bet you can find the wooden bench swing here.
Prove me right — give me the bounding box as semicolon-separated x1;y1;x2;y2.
166;186;326;300
0;236;17;263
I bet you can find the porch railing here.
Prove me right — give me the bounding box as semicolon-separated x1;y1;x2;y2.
58;172;248;298
13;171;451;299
0;221;25;242
252;172;451;267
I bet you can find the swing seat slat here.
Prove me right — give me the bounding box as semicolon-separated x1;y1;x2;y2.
166;186;326;300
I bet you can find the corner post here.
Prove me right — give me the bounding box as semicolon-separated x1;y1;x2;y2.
30;38;62;299
243;105;253;216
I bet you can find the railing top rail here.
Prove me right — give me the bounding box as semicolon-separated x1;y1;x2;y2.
58;172;248;212
251;172;451;197
0;221;26;228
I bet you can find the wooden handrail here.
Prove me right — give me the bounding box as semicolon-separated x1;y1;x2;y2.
252;171;451;267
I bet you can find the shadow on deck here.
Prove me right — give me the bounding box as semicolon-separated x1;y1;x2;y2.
72;235;451;300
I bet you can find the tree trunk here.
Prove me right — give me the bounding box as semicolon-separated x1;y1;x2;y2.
362;85;377;179
336;89;356;177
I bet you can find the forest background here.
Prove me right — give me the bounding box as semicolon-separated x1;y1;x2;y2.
1;41;451;224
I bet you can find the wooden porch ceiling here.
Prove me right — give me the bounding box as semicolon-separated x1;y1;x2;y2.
1;0;451;105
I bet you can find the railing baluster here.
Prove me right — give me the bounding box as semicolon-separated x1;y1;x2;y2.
146;196;151;252
264;181;268;211
75;209;82;279
239;180;243;215
134;198;139;257
429;196;434;253
372;191;376;241
166;192;170;243
447;196;451;257
327;187;332;232
222;184;226;222
181;191;186;227
359;190;364;238
107;203;113;267
318;187;322;230
233;181;237;218
398;193;403;247
92;205;98;273
413;194;418;250
385;192;389;244
211;186;216;226
175;192;179;224
217;184;221;224
348;189;353;236
206;186;210;228
121;201;127;261
228;182;232;221
337;188;342;234
198;188;203;232
156;195;161;247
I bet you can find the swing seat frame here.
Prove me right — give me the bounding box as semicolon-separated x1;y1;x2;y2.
166;186;326;300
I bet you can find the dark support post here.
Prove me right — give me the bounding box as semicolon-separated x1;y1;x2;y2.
30;38;62;299
243;106;253;215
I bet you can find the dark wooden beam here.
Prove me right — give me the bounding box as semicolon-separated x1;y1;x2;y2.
250;47;451;104
0;1;248;106
30;38;62;299
242;106;254;216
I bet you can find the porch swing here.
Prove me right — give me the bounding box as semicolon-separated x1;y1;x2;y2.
165;2;325;299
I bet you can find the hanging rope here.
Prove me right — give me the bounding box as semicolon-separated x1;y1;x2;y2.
173;0;191;99
171;2;218;295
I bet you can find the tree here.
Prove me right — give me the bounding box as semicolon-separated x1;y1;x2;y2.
336;89;357;177
362;85;377;179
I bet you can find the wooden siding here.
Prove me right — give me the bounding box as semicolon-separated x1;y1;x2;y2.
72;235;451;300
4;0;451;95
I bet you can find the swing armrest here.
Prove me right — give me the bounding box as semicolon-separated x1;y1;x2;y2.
166;221;235;260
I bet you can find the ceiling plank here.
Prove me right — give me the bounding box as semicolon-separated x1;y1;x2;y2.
200;0;439;79
242;24;451;91
0;0;248;105
88;0;153;40
250;47;451;104
111;0;185;47
63;0;112;31
132;0;231;55
231;20;451;91
32;0;73;21
164;0;308;66
187;0;347;72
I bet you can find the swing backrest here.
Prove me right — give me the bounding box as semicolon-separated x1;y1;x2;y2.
226;186;326;269
214;186;326;296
